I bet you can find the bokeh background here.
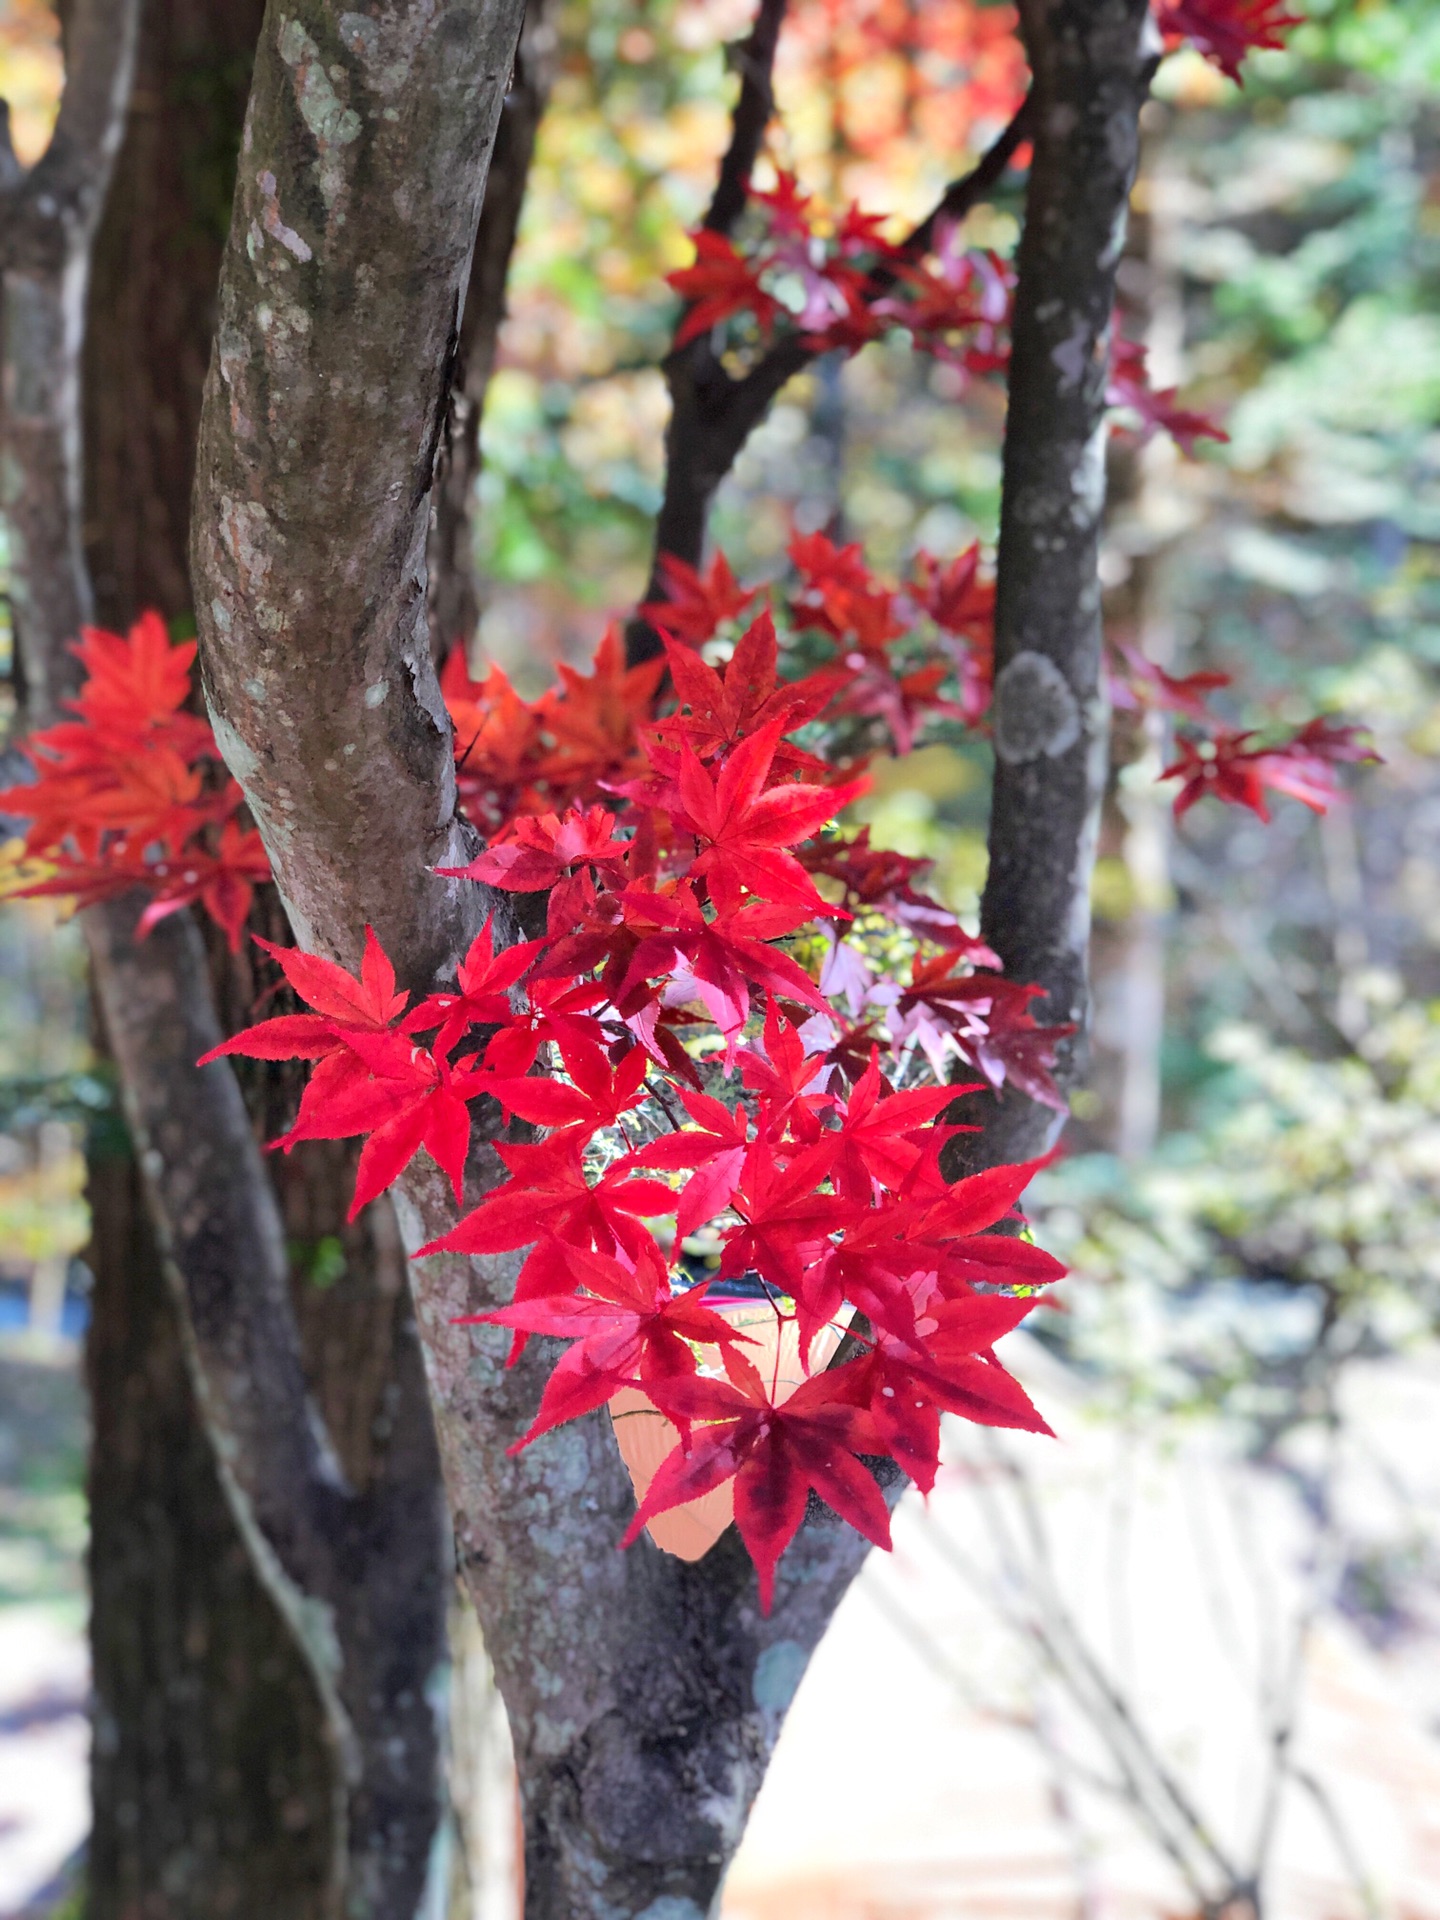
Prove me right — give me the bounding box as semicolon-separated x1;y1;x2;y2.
3;1;1439;1914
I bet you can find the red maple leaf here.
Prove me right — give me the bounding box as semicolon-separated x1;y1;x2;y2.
854;1292;1050;1493
462;1238;754;1449
1107;336;1229;456
637;551;759;649
631;1355;891;1611
421;1128;677;1263
736;1000;836;1145
483;1036;650;1134
909;544;994;641
405;919;546;1055
272;1026;491;1218
200;925;408;1069
668;230;781;347
673;723;867;916
717;1138;848;1296
443;805;632;893
1153;0;1301;81
614;884;828;1053
828;1050;958;1201
626;1086;751;1242
652;613;843;767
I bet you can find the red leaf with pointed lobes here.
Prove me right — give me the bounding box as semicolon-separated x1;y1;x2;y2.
441;805;631;893
638;552;758;649
670;723;868;916
483;1037;650;1134
420;1128;677;1263
630;1357;891;1611
737;1000;836;1145
1153;0;1301;82
404;919;546;1054
909;544;994;642
828;1050;959;1201
718;1138;850;1297
668;230;782;347
461;1240;756;1450
612;885;828;1058
198;925;407;1070
626;1086;751;1242
651;616;844;768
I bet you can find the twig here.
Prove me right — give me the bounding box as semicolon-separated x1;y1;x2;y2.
705;0;790;239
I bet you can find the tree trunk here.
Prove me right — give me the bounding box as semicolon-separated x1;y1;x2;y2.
77;8;345;1910
964;0;1157;1169
86;1135;335;1920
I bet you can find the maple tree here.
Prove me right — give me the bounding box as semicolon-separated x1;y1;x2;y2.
2;0;1372;1912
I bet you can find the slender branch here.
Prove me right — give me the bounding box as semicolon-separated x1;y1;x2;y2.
0;0;140;273
952;0;1160;1172
704;0;790;238
428;0;559;657
626;93;1034;664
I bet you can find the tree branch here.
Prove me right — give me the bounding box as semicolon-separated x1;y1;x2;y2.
0;0;140;274
428;0;559;657
626;91;1034;664
704;0;790;239
956;0;1159;1171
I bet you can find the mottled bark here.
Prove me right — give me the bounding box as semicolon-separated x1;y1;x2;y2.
192;0;528;982
427;0;557;658
968;0;1158;1167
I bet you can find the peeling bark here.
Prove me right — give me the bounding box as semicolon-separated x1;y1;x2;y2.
967;0;1157;1168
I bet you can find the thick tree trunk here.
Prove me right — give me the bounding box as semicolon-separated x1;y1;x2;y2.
86;1137;336;1920
78;6;348;1907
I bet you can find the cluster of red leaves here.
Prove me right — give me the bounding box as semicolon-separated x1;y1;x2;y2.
441;629;666;835
213;605;1066;1601
0;615;271;949
668;174;1012;379
1109;641;1378;822
439;532;994;837
670;190;1233;460
1153;0;1304;82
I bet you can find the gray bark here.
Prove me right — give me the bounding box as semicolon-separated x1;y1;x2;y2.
969;0;1158;1167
